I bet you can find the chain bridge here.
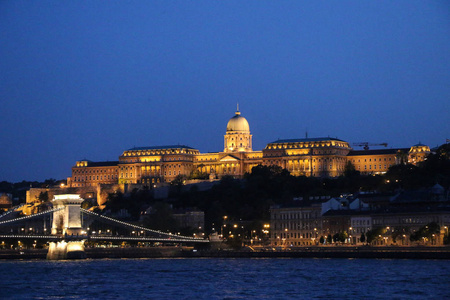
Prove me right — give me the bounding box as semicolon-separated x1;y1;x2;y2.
0;194;209;259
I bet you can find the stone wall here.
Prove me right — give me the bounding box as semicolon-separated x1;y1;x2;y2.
26;184;125;207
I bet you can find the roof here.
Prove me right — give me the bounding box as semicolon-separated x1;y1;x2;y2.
226;112;250;132
270;199;327;209
87;161;119;167
268;137;347;144
127;145;197;151
322;209;365;217
75;161;119;167
356;193;396;202
347;148;410;156
323;206;450;217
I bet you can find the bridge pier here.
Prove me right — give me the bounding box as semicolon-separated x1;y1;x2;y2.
51;194;84;235
47;240;86;260
47;195;87;259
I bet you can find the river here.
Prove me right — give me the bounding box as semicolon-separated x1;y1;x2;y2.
1;258;448;299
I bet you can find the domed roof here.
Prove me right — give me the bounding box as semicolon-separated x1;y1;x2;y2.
226;110;250;132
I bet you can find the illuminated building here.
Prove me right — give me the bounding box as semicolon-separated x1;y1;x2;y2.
270;199;325;246
347;149;401;175
67;108;431;186
70;161;119;187
118;145;200;185
347;144;430;175
271;187;450;246
262;138;351;177
0;193;13;211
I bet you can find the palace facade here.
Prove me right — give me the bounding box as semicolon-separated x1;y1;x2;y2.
68;109;430;187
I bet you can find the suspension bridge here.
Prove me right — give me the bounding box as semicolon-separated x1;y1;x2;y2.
0;194;209;259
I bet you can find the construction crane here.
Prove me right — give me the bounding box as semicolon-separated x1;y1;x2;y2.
353;142;388;151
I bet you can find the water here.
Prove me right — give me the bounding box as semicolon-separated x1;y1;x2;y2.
0;258;449;299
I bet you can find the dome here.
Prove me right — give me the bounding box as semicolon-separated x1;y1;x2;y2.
226;111;250;132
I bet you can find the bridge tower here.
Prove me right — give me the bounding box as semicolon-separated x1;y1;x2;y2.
48;194;86;260
51;194;84;235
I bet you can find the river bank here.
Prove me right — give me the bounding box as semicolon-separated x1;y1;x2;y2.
1;246;450;260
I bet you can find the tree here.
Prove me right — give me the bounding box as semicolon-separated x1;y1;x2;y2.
327;234;332;244
391;226;410;243
142;201;177;232
343;161;360;178
444;233;450;245
366;227;386;244
37;191;49;202
81;199;94;210
338;231;348;243
319;236;325;244
360;233;365;244
396;150;408;165
105;191;126;213
410;222;440;244
189;165;209;180
170;175;187;196
332;233;340;243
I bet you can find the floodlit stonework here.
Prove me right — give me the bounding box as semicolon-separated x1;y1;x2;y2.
67;108;430;186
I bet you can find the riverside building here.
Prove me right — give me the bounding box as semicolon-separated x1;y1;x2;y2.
68;108;430;187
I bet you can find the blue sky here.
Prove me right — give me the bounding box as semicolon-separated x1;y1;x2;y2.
1;1;449;182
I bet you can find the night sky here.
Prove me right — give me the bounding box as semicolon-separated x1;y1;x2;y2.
1;1;449;182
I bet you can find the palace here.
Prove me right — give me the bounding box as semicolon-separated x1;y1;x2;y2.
67;108;430;187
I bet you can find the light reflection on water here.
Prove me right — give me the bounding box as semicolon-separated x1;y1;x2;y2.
1;258;449;299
